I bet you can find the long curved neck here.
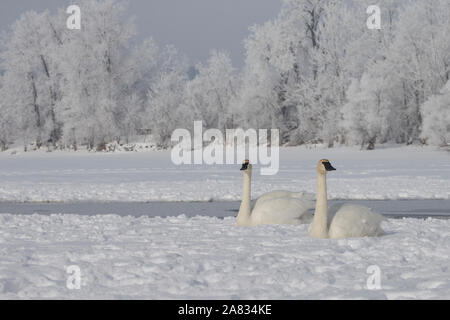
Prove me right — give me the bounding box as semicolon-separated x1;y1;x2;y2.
309;172;329;238
237;171;252;226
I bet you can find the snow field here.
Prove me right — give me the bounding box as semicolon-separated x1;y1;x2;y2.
0;214;449;299
0;145;448;202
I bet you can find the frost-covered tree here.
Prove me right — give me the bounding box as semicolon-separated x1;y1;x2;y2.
0;10;65;149
184;50;238;131
1;0;449;151
238;6;310;142
0;0;190;150
420;80;450;146
373;0;450;144
239;0;448;147
146;72;188;146
116;38;161;143
341;75;392;149
58;0;136;149
0;77;13;150
238;20;282;132
145;46;188;146
240;0;373;145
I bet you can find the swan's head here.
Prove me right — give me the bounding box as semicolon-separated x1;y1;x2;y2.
240;160;252;173
317;159;336;174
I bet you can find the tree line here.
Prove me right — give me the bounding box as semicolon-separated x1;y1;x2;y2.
0;0;449;152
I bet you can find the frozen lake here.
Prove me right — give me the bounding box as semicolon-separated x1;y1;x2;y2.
1;200;449;219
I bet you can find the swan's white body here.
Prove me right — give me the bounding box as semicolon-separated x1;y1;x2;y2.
309;160;385;239
251;192;315;225
324;203;385;239
237;165;314;226
255;190;311;203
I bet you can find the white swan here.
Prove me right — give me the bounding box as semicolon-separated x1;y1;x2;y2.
309;159;385;239
237;160;314;226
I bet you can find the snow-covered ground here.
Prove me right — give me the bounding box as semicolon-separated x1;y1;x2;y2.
0;145;449;202
0;145;449;299
0;214;449;299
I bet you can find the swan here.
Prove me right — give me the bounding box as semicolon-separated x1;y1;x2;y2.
236;160;315;226
308;159;385;239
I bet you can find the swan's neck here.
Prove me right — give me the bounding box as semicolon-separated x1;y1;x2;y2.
237;171;252;226
309;172;329;238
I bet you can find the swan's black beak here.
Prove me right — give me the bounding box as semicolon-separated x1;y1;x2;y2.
323;161;336;171
240;160;249;171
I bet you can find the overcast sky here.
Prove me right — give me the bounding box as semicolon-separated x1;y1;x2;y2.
0;0;281;68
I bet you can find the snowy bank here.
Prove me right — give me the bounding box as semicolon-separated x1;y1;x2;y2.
0;214;449;299
0;145;448;202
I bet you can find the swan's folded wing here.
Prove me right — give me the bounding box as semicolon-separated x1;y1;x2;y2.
251;197;315;225
327;203;343;228
328;204;385;238
254;191;315;210
254;190;295;206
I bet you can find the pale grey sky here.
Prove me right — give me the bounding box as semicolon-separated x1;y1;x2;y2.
0;0;282;68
